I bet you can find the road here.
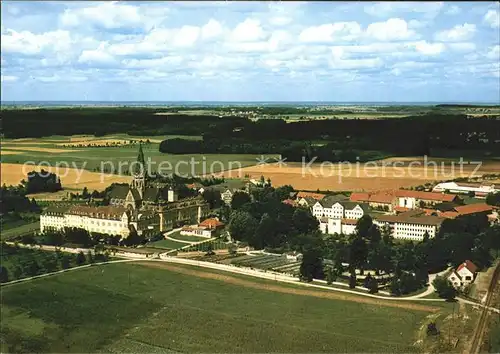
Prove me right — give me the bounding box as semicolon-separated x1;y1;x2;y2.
4;243;498;307
467;262;500;354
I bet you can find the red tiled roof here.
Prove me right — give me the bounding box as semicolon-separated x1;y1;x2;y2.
456;260;478;274
350;191;395;204
341;218;359;225
297;191;325;200
395;190;458;202
394;206;410;213
282;199;298;206
199;218;225;229
453;203;493;215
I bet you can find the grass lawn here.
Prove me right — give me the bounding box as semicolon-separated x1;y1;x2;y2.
0;221;40;241
0;261;442;353
167;230;209;243
147;238;187;250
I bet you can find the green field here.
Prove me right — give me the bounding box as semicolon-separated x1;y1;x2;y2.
167;230;209;243
0;221;40;241
0;262;438;353
147;238;188;250
1;134;277;177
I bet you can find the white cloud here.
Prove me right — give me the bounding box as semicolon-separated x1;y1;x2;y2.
390;68;402;76
409;41;445;55
486;45;500;60
448;42;476;52
484;10;500;28
435;23;476;42
364;2;444;19
78;44;116;64
366;18;417;41
201;19;224;40
122;56;183;69
299;22;362;43
231;19;266;42
172;26;200;47
1;29;72;55
329;48;383;70
1;75;18;82
445;5;461;15
60;2;148;30
269;16;292;26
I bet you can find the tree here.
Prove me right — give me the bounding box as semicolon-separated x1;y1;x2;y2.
201;189;222;209
381;224;392;244
0;266;9;283
76;251;86;266
292;208;319;235
349;236;368;272
486;192;500;207
355;215;373;239
367;277;378;294
87;251;95;263
231;191;252;210
299;248;324;282
59;254;71;269
426;322;439;336
274;185;294;201
349;272;357;289
228;211;258;243
433;276;458;301
325;266;336;285
228;242;237;256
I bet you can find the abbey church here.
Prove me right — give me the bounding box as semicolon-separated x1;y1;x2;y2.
41;145;210;238
108;144;177;210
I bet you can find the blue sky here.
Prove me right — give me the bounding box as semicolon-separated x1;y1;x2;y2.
1;1;499;102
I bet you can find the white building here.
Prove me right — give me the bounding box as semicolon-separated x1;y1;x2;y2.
373;210;444;241
432;181;498;198
312;197;367;220
41;205;130;237
394;190;459;209
180;218;225;238
319;218;358;235
448;260;478;289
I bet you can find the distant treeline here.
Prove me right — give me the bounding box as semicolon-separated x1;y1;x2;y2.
159;114;500;161
2;108;246;138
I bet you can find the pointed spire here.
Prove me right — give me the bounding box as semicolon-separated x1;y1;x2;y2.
134;143;146;176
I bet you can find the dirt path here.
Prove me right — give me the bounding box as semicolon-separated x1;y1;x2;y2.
135;261;440;313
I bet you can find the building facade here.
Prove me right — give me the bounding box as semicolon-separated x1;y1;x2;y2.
433;181;498;198
373;210;444;241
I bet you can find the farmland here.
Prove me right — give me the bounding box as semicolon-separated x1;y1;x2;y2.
220;253;302;276
222;158;500;191
1;134;277;194
0;261;443;353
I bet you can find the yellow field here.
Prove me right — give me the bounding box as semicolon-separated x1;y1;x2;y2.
1;151;25;155
2;147;82;153
0;163;131;193
222;158;500;191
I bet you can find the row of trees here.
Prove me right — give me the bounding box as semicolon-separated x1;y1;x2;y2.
0;242;108;283
158;114;500;161
22;227;147;249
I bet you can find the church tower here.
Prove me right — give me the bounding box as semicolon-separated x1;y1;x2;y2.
131;143;146;197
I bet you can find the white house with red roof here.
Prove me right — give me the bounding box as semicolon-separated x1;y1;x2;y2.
180;218;225;238
447;260;478;289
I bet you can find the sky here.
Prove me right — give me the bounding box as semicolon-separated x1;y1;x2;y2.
1;1;499;102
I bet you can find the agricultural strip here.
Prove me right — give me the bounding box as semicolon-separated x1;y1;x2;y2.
0;261;438;353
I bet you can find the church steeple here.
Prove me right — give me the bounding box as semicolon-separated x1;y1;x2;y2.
131;143;146;197
134;143;146;176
